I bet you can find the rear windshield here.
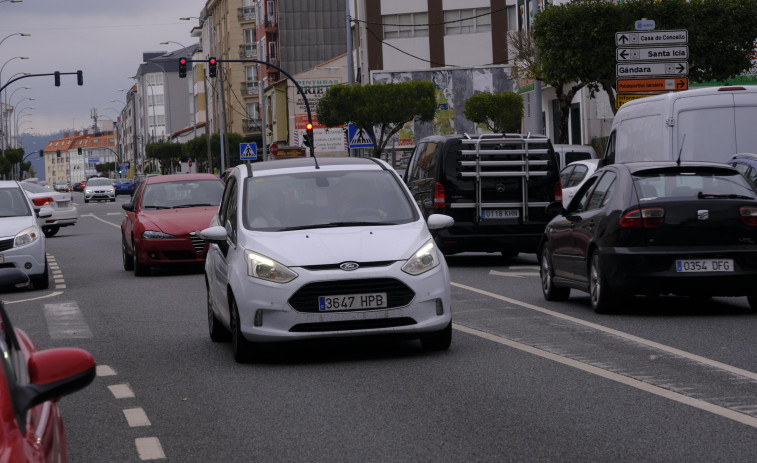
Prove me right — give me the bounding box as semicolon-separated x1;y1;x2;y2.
634;168;755;200
243;170;418;231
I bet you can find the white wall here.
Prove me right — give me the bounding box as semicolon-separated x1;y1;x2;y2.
382;38;431;70
444;32;493;67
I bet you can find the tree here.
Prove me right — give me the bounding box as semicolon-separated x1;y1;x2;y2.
0;148;24;179
317;81;437;158
464;91;524;133
530;0;757;143
146;142;183;174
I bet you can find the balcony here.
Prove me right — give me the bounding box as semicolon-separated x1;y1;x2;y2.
243;118;262;132
241;81;259;95
239;44;257;59
238;7;255;22
264;19;278;34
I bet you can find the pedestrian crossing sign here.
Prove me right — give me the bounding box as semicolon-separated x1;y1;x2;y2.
240;142;257;160
348;123;374;148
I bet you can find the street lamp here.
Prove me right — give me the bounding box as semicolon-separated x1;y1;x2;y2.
0;0;24;4
0;33;30;48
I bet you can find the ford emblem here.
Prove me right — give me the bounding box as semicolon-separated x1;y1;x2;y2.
340;262;359;271
697;210;709;220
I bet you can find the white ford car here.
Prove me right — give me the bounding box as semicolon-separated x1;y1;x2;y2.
200;157;454;362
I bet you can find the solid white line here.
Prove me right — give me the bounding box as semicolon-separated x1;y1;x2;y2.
454;323;757;429
3;291;64;305
83;213;121;229
96;365;117;376
135;437;166;460
123;408;151;427
451;281;757;382
108;384;135;399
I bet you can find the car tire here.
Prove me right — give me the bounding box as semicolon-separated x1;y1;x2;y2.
111;198;116;202
540;244;570;301
122;236;134;271
207;282;230;342
84;199;89;203
420;322;452;351
230;298;255;363
43;226;60;238
31;262;50;290
590;253;618;314
132;239;149;276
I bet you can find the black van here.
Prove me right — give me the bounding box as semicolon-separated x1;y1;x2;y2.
403;133;562;257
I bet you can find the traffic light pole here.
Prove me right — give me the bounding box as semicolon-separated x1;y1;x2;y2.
181;58;318;167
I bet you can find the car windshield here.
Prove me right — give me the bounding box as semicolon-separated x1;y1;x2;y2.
87;178;112;186
20;182;51;194
634;168;756;200
141;180;224;209
0;187;32;217
243;170;417;231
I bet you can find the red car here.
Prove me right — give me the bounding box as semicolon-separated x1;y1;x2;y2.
120;173;225;276
0;268;96;462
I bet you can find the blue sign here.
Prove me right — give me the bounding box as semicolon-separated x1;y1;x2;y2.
347;123;374;148
240;142;257;160
88;157;99;163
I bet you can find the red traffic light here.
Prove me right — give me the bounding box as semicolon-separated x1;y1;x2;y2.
305;122;313;130
208;57;217;78
209;58;216;65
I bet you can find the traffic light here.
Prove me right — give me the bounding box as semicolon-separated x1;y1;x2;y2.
303;122;314;148
38;149;44;158
77;147;82;155
208;57;217;78
178;58;187;78
54;71;60;87
77;70;83;86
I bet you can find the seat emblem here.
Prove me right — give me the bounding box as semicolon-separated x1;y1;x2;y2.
340;262;359;271
697;210;709;220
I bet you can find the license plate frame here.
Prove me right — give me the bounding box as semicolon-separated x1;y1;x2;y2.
675;259;733;273
318;292;388;311
481;209;520;219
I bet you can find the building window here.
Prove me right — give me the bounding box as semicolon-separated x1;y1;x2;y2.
247;103;259;120
145;73;164;86
383;12;429;39
444;8;491;35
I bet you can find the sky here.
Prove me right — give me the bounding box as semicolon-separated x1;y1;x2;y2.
2;0;207;135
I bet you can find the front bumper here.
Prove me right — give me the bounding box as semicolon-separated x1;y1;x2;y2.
136;235;208;267
0;237;46;278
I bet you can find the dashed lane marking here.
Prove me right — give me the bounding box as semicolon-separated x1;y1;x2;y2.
108;384;135;399
123;408;151;427
135;437;166;460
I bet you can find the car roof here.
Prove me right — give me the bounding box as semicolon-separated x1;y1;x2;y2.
565;159;600;168
615;161;740;174
144;173;222;184
0;180;21;189
237;157;389;178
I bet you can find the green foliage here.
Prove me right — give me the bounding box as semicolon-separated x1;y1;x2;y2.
317;81;437;158
464;91;524;133
0;148;24;179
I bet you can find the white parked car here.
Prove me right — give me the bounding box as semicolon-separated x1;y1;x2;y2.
0;181;51;289
200;157;455;362
559;159;600;207
20;181;78;237
84;177;115;203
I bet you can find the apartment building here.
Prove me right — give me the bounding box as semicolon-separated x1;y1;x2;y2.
42;130;118;186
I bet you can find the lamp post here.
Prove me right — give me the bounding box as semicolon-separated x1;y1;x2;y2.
0;57;29;153
0;1;24;5
14;106;34;147
0;33;30;49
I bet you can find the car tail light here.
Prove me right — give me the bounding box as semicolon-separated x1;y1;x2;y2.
554;181;563;203
620;207;665;228
740;206;757;226
32;197;54;207
434;182;446;209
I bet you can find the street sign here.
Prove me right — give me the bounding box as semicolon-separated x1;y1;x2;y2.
615;29;688;46
240;142;257;161
617;77;689;93
616;45;688;61
616;93;657;109
635;19;655;30
617;62;688;77
269;143;278;156
348;123;373;148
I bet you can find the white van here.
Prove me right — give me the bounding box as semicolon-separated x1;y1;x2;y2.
553;144;597;169
603;85;757;164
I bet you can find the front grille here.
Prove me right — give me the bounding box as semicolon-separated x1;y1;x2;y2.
301;260;395;271
288;278;415;312
189;232;205;253
290;317;417;332
0;238;13;252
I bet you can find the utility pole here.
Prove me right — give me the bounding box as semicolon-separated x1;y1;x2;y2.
531;0;543;135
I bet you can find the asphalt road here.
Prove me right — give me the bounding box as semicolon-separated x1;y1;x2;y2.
4;193;757;462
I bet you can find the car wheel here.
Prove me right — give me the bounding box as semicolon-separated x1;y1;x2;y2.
132;239;149;276
420;322;452;351
84;199;89;203
111;198;116;202
31;262;50;290
230;298;255;363
122;236;134;271
540;244;570;301
207;282;230;342
590;253;618;314
43;226;60;237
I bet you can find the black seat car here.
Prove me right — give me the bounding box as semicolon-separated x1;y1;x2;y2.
403;133;562;257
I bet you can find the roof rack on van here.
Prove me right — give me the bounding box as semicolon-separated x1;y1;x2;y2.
458;134;553;223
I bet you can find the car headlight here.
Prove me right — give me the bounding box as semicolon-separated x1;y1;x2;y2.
245;250;297;283
85;189;92;193
107;188;115;193
142;230;175;239
402;239;441;275
14;225;42;247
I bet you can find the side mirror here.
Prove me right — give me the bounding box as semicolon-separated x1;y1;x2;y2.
545;202;566;218
427;214;454;230
37;206;53;219
198;225;228;242
122;203;135;212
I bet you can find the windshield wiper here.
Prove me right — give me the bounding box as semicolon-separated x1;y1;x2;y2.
144;205;172;209
173;203;214;208
697;192;754;200
279;222;384;231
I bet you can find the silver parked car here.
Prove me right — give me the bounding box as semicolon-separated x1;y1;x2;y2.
20;181;78;237
84;177;116;203
0;181;51;289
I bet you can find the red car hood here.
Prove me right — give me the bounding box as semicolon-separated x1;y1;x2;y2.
139;207;217;235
